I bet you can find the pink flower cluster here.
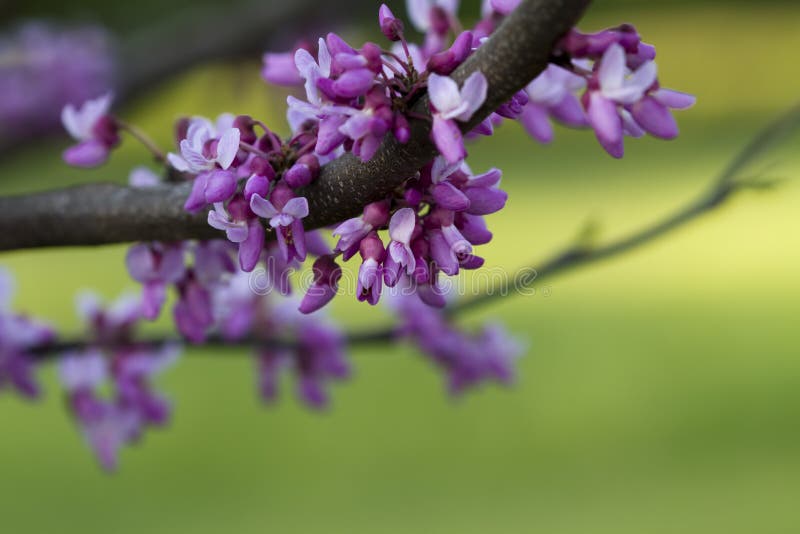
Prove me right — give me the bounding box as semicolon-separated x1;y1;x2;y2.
42;0;698;471
58;293;181;471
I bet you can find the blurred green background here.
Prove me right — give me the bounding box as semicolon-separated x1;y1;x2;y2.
1;1;800;533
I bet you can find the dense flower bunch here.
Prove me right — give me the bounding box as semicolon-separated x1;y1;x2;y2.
0;0;697;471
59;293;181;471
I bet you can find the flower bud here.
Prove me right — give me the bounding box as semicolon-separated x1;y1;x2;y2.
379;4;404;41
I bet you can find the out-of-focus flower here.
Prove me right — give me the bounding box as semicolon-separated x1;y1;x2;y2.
61;92;119;167
0;23;114;143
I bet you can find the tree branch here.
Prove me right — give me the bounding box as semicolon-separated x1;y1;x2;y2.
30;103;800;360
0;0;591;251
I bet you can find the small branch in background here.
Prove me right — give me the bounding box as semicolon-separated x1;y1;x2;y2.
117;120;167;164
29;102;800;360
451;103;800;315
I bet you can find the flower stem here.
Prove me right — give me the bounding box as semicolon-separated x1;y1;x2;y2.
117;120;167;164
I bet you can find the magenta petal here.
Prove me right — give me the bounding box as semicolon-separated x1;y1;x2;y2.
382;254;401;287
317;115;348;155
550;95;587;127
332;68;374;98
283;197;309;219
460;254;485;269
428;230;459;276
125;244;155;283
262;52;303;86
204;170;238;203
356;134;381;161
388;207;416;243
141;281;166;320
458;214;493;245
418;283;447;308
297;376;328;409
432;182;471;211
275;230;290;263
244;174;270;202
239;220;265;272
491;0;521;15
215;128;241;170
631;97;678;139
587;92;623;158
653;88;696;110
464;187;508;215
520;104;553;143
299;282;337;314
250;194;278;219
291;219;307;262
184;173;209;212
305;230;332;257
63;140;109;168
432;116;466;164
470;168;502;188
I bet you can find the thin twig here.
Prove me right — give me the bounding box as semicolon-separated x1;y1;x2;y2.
450;104;800;315
117;120;167;164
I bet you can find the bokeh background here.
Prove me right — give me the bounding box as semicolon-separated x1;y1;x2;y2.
1;0;799;532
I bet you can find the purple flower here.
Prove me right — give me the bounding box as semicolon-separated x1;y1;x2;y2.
295;38;331;106
387;208;418;276
81;404;141;472
357;233;386;305
125;243;185;320
630;88;696;140
167;117;241;173
484;0;520;16
61;92;119;167
115;345;180;426
428;71;488;162
463;167;507;215
333;217;373;259
584;43;656;157
59;350;108;394
520;64;587;143
76;292;143;348
255;298;350;408
391;291;524;395
212;271;258;340
0;23;114;143
250;187;309;263
429;224;472;276
332;200;389;261
262;51;303;86
379;4;404;41
0;270;54;399
339;104;392;161
299;255;342;314
406;0;459;34
427;31;473;75
207;203;249;242
206;197;265;272
174;278;215;344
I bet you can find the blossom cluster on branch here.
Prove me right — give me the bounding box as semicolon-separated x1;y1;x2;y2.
0;0;696;471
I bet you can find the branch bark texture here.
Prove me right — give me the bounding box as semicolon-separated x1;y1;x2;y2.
0;0;591;251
